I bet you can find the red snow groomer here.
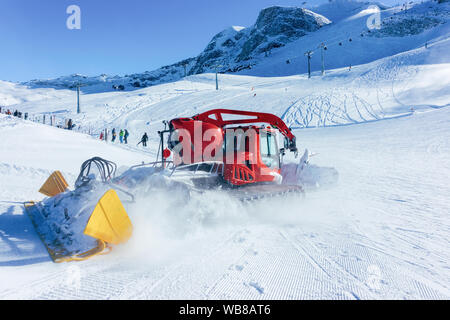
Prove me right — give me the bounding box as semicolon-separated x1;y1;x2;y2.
159;109;303;199
27;109;304;263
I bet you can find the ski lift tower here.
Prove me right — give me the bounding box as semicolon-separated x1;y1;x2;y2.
214;65;223;90
74;82;88;114
304;50;314;79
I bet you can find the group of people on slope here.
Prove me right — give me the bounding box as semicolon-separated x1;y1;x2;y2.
0;107;28;120
99;128;149;148
100;128;130;144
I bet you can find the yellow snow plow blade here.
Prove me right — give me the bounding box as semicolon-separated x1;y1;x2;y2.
39;171;69;197
24;202;110;263
84;189;133;245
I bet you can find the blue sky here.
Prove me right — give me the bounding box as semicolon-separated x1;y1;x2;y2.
0;0;398;82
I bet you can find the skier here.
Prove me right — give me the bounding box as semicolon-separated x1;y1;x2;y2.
119;129;124;144
138;133;148;147
100;131;104;140
112;128;116;142
124;129;129;144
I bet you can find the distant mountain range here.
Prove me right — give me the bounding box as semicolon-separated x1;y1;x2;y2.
21;0;450;92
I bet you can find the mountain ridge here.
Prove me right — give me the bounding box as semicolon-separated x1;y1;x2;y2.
20;0;449;93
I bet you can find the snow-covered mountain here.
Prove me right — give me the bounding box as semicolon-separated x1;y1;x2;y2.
21;6;330;92
20;0;450;93
189;7;330;74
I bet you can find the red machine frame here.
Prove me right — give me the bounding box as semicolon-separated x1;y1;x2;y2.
165;109;298;186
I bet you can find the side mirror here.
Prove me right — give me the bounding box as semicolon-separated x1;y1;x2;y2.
285;137;297;153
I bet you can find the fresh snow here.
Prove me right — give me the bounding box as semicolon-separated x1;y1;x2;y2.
0;1;449;300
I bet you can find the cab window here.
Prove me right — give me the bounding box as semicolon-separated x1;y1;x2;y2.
260;132;279;169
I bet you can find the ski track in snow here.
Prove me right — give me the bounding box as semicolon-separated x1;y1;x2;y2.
0;36;449;299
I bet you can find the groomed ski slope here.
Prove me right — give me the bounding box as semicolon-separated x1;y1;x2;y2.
0;40;449;299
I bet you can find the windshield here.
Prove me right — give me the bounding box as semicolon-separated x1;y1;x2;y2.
260;131;279;169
